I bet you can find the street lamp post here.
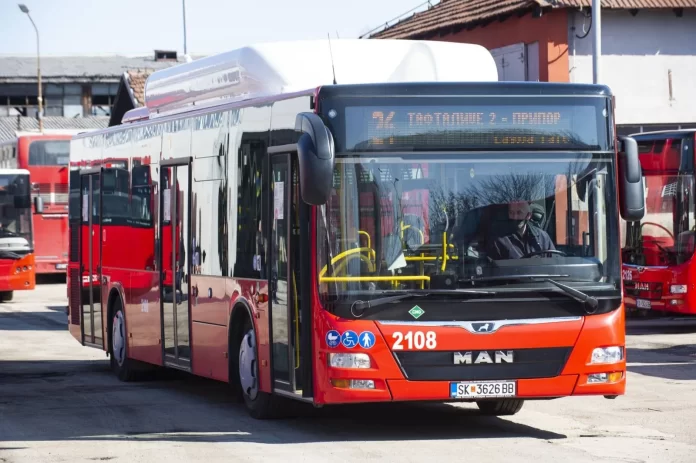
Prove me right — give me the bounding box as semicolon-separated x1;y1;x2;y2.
18;4;43;132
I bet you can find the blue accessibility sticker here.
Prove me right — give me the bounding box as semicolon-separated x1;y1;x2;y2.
358;331;376;349
326;330;341;348
341;330;359;348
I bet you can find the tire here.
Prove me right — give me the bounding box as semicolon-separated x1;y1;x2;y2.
476;399;525;416
0;291;13;302
235;318;277;419
109;300;138;382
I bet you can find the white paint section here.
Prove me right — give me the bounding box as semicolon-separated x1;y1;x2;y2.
141;39;498;118
568;9;696;126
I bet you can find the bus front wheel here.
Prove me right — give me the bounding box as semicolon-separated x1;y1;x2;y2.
237;319;277;419
0;291;13;302
109;301;137;382
476;399;525;416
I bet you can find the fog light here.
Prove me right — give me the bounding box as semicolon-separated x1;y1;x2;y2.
350;379;375;389
671;299;681;306
670;285;687;294
329;353;371;369
591;346;623;364
588;372;623;383
331;379;376;389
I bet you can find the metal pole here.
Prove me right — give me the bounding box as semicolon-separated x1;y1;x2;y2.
20;6;43;132
182;0;188;56
592;0;601;84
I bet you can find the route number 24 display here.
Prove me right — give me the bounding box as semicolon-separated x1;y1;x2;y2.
392;331;437;350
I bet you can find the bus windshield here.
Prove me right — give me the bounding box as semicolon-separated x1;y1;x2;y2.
623;137;696;266
28;140;70;166
0;172;33;249
317;153;618;301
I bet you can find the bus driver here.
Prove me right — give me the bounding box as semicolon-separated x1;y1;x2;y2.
487;200;555;260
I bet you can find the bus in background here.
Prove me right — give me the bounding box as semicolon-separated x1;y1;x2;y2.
622;129;696;316
0;169;36;302
0;133;71;275
67;40;645;419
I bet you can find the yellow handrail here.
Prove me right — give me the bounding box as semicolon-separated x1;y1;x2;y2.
319;247;376;278
358;230;372;250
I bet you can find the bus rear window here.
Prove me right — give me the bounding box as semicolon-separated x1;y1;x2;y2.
28;140;70;166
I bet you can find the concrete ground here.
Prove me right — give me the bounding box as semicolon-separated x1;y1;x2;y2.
1;281;696;463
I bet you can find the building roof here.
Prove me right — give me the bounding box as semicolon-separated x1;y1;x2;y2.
0;116;108;143
126;70;150;106
0;55;199;84
370;0;696;39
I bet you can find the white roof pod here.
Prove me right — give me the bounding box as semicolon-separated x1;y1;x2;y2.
139;39;498;120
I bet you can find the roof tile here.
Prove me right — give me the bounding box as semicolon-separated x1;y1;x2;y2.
372;0;696;39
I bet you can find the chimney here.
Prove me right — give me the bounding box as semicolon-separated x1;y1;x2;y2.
154;50;178;62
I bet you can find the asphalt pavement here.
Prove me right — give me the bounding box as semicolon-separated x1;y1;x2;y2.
1;281;696;462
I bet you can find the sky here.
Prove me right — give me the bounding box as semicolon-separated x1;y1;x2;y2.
0;0;430;56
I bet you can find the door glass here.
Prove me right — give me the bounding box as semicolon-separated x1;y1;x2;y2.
80;175;92;343
161;165;190;364
271;157;290;385
161;166;176;359
175;164;190;359
91;175;102;345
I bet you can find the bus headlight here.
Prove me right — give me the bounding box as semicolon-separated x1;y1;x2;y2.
670;285;687;294
328;353;371;369
591;346;624;364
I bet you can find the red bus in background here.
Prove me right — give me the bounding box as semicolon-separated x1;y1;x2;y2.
622;129;696;315
0;169;36;302
0;134;70;275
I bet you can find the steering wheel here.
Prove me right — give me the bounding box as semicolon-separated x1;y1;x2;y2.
640;222;674;240
523;249;567;258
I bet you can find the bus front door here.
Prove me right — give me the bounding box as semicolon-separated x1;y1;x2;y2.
160;160;192;370
268;151;312;399
79;170;102;347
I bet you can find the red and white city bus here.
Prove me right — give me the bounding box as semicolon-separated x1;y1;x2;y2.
0;168;36;301
67;39;645;419
622;129;696;315
0;133;71;275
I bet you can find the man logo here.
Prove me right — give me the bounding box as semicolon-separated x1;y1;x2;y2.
472;322;493;333
453;351;515;365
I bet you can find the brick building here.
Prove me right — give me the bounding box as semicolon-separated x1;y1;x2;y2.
370;0;696;135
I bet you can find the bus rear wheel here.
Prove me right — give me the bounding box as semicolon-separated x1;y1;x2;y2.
0;291;14;302
237;319;276;419
476;399;524;416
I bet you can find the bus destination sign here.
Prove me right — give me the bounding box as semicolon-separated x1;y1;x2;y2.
343;103;603;151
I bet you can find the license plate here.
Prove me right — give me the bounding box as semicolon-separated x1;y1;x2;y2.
55;264;67;270
450;381;516;399
636;299;651;309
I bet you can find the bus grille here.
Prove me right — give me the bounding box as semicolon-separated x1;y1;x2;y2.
69;268;80;325
393;347;572;381
623;281;663;299
32;182;68;205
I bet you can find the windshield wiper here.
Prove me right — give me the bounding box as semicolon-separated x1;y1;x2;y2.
545;278;599;314
464;274;569;283
350;289;495;316
0;250;22;260
465;274;598;314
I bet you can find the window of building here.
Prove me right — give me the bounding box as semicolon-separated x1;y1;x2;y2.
91;83;118;116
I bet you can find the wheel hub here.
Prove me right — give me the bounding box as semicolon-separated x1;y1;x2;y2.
239;329;258;400
112;312;125;366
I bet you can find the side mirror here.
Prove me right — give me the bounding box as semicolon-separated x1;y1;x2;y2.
618;136;645;222
34;196;44;214
295;112;335;205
